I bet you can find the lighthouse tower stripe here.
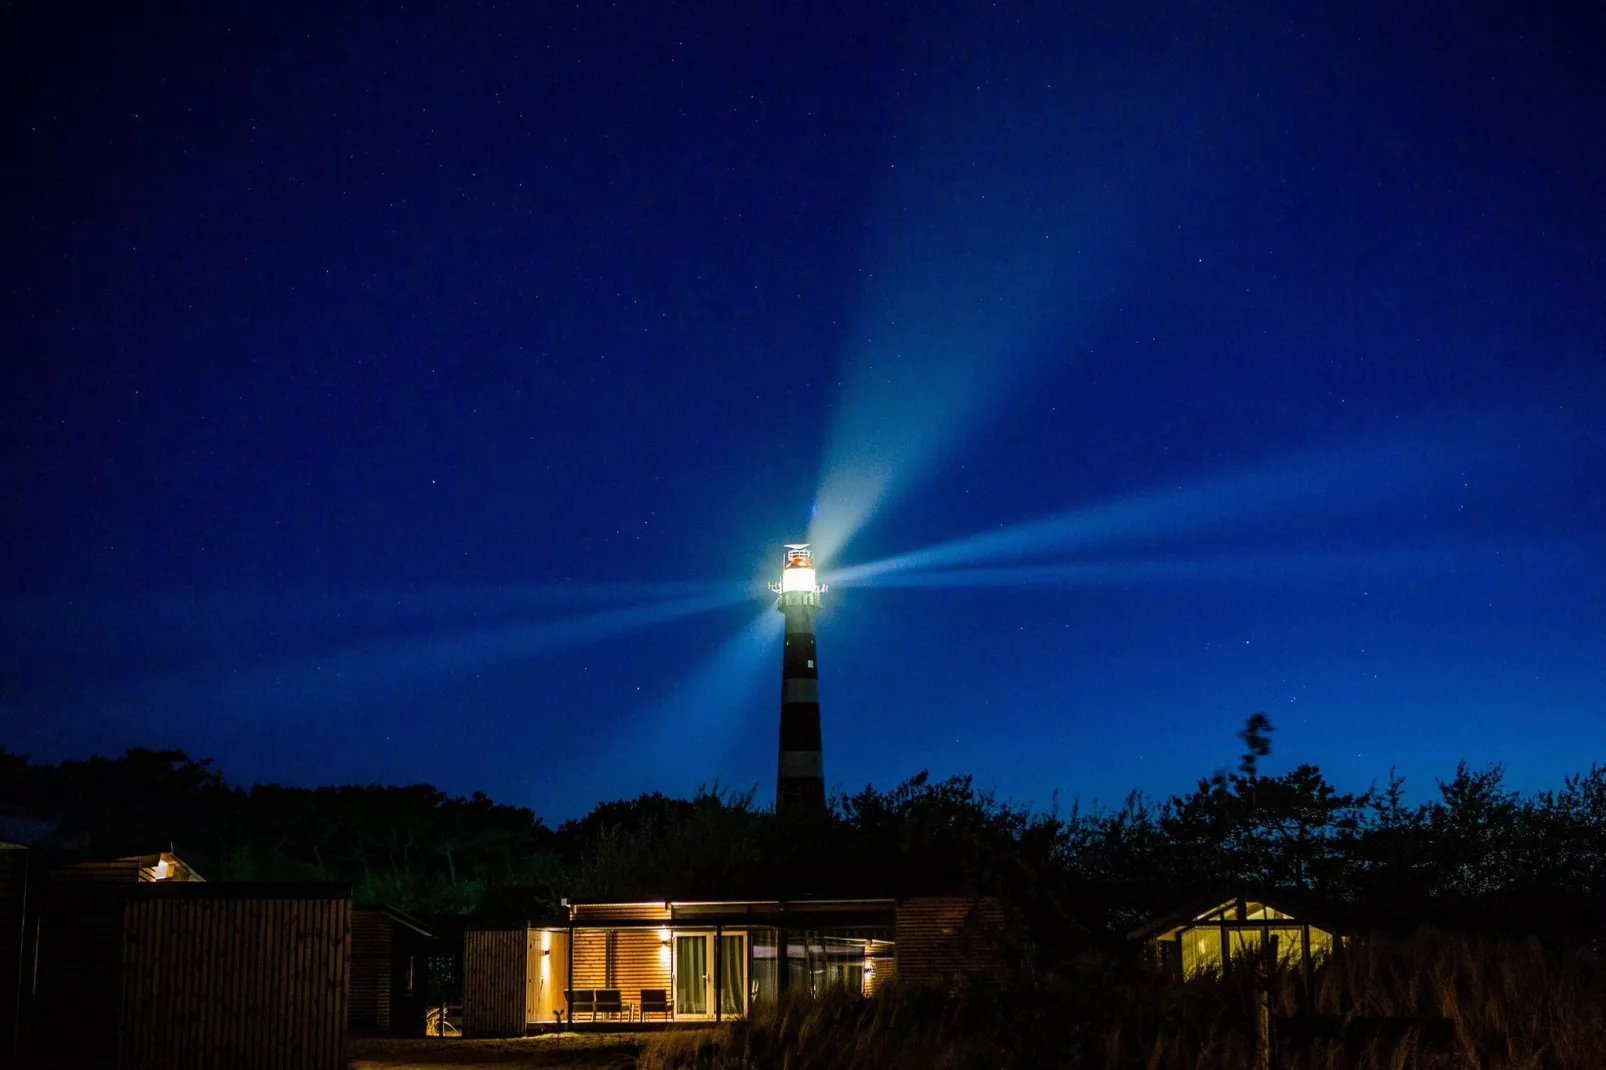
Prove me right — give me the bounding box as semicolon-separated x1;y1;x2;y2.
778;598;825;810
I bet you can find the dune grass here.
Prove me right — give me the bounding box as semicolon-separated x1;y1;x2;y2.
637;930;1606;1070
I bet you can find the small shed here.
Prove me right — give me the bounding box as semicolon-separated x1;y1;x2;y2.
1132;892;1341;979
31;881;350;1070
351;906;437;1036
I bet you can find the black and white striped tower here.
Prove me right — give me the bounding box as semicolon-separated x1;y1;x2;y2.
771;544;827;812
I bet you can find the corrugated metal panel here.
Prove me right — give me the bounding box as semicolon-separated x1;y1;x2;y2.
462;929;526;1037
0;845;29;1070
349;908;393;1034
894;898;1006;984
116;889;350;1070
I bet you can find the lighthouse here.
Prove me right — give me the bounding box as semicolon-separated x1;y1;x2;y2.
771;544;826;812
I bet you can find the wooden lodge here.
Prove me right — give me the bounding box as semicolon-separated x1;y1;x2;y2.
1132;892;1341;979
463;896;1004;1036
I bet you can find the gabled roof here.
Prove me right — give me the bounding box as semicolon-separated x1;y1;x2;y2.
1128;887;1348;942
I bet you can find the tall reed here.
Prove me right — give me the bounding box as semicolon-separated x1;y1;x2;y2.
638;930;1606;1070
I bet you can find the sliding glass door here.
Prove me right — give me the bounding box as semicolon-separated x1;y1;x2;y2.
674;935;708;1015
672;932;747;1019
719;934;745;1016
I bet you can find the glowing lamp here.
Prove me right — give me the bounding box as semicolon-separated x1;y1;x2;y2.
659;927;671;945
151;858;170;881
770;544;826;602
780;565;817;593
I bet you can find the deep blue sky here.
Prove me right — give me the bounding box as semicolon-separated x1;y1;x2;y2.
5;2;1604;820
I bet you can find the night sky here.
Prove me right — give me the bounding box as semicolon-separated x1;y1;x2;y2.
6;3;1604;819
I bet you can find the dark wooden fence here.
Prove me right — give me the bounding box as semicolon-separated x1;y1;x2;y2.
34;883;350;1070
463;928;527;1037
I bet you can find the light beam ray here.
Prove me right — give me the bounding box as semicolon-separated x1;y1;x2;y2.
583;609;786;801
841;540;1601;592
150;590;750;711
831;423;1522;586
803;5;1223;565
12;579;751;658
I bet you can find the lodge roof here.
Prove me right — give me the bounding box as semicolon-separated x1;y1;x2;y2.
1128;887;1350;943
1130;886;1606;942
50;849;206;885
358;903;436;938
562;896;900;929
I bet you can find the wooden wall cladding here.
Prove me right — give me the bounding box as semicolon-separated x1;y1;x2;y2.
117;891;350;1070
462;929;527;1038
32;885;350;1070
349;908;393;1034
893;897;1007;984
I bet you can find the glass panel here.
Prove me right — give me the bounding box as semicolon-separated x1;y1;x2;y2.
818;935;863;993
1180;926;1224;977
1229;928;1263;961
786;933;808;991
675;936;708;1015
1268;927;1303;966
1225;927;1306;967
749;929;778;1007
719;935;745;1016
1307;925;1333;962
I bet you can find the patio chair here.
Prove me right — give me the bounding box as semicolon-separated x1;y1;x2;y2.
566;989;597;1021
595;988;624;1020
640;988;671;1021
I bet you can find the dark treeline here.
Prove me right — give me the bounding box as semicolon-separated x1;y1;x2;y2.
3;716;1604;949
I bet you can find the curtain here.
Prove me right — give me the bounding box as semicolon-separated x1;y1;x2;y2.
719;935;745;1016
675;936;707;1014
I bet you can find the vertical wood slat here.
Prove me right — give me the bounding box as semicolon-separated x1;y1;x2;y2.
463;930;527;1037
350;909;394;1033
109;887;350;1070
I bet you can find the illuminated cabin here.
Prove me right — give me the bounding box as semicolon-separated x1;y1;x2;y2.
463;897;1003;1035
1133;893;1340;979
